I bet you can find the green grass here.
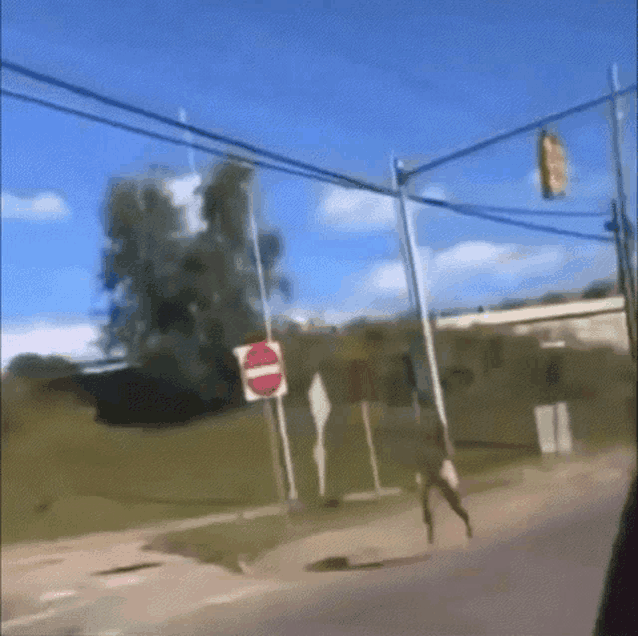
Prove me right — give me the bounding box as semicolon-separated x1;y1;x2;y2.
3;376;633;547
2;383;279;544
2;387;417;544
142;446;544;573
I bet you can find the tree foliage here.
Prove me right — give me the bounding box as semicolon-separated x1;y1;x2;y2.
539;292;567;305
96;160;292;399
497;298;528;311
582;279;615;300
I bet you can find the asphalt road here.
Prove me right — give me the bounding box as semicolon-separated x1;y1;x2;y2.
156;486;628;636
5;455;632;636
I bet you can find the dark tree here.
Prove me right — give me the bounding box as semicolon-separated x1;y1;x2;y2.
94;160;292;419
497;298;528;310
539;292;566;305
582;280;615;300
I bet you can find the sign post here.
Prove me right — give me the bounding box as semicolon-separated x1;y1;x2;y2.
360;400;382;498
240;175;298;504
349;360;381;497
233;340;297;501
263;398;287;512
308;372;331;499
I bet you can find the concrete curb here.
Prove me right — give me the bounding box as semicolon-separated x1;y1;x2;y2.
3;445;633;633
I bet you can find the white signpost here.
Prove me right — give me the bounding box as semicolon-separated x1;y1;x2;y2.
232;175;298;506
233;340;297;501
360;400;382;497
308;372;331;498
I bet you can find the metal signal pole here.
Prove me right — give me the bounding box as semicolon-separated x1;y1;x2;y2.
391;154;454;457
608;65;637;362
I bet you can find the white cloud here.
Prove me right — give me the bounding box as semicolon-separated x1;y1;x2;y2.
366;261;408;293
322;308;389;326
1;321;105;370
359;241;566;300
164;172;207;236
282;306;388;327
319;183;447;232
420;184;446;201
434;242;564;283
1;192;71;221
320;189;395;230
435;241;512;271
285;308;314;324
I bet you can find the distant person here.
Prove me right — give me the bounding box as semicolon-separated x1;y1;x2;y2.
478;306;484;313
417;425;472;544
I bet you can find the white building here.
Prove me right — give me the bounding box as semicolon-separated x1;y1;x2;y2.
435;296;629;354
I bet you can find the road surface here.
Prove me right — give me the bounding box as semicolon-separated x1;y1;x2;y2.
4;454;632;636
155;482;628;635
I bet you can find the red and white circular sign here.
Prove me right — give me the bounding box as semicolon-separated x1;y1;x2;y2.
245;342;282;397
233;341;288;401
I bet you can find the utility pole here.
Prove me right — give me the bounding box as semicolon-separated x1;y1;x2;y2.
608;65;637;362
391;154;454;457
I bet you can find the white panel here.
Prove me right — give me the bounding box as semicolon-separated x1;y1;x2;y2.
534;404;557;454
555;402;573;454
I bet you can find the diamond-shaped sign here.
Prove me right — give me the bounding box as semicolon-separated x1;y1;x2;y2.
308;372;331;436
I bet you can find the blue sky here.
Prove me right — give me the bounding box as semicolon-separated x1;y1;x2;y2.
2;0;636;365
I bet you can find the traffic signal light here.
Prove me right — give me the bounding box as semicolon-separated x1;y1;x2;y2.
538;130;567;199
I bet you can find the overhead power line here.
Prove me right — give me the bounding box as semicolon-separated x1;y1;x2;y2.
2;61;392;195
409;199;606;218
1;89;347;189
404;84;637;181
2;88;614;244
410;195;614;243
456;204;606;218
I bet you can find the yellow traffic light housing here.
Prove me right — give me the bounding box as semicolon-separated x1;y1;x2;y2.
538;130;567;199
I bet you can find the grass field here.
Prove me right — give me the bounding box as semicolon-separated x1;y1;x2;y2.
140;446;555;573
2;372;633;546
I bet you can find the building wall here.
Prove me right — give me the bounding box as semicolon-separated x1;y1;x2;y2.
436;296;629;354
510;311;629;353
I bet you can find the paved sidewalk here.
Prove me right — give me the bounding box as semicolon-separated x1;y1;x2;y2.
2;505;286;632
2;445;634;635
249;445;636;579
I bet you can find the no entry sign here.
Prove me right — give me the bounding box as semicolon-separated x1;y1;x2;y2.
233;341;288;402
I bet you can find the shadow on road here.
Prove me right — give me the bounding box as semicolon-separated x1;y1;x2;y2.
305;553;433;572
